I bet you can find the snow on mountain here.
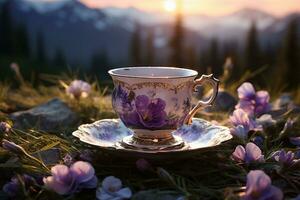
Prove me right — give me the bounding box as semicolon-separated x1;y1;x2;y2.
101;7;172;27
184;8;277;40
22;0;73;13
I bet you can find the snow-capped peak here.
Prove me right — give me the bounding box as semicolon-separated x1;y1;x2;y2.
22;0;75;13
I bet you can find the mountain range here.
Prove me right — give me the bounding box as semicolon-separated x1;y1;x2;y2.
3;0;300;67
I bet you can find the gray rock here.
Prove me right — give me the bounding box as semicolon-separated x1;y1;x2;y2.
32;148;61;165
205;89;237;112
10;98;78;132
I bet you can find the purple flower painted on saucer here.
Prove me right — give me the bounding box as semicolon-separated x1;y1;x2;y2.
236;82;271;117
272;149;296;166
112;85;141;127
232;142;264;164
43;161;97;195
135;95;167;129
242;170;283;200
173;120;206;142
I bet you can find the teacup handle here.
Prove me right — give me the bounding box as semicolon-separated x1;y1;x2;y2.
184;74;219;125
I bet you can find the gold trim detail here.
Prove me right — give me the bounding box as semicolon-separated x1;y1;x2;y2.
113;79;192;93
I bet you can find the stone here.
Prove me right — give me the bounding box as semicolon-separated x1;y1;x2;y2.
205;89;237;112
32;148;61;165
10;98;78;132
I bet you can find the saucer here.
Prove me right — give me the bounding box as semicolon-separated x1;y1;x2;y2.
72;118;232;159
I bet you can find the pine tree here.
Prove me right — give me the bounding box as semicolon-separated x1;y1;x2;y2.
53;48;66;68
130;23;142;66
0;0;14;56
186;45;197;69
36;30;46;64
145;30;154;65
91;50;109;79
14;24;30;57
279;18;300;90
244;22;261;71
208;38;221;76
169;9;184;67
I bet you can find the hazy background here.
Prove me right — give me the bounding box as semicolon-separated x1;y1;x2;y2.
0;0;299;90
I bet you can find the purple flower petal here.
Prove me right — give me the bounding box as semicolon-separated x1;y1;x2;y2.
115;187;132;199
2;179;19;197
230;109;251;127
135;95;167;129
70;161;95;183
135;95;150;114
255;91;271;115
0;122;11;133
245;142;264;164
43;176;76;195
275;150;295;165
245;170;271;197
230;125;248;140
79;175;98;189
238;82;256;100
66;80;91;99
102;176;122;192
232;145;246;162
236;100;255;116
96;188;113;200
51;165;72;182
260;185;283;200
44;165;77;195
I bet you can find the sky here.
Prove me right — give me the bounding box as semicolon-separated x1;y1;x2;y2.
31;0;300;16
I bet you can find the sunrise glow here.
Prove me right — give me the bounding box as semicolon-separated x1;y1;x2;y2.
164;0;177;12
81;0;300;16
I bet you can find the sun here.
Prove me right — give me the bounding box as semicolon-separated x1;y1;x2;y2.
163;0;177;12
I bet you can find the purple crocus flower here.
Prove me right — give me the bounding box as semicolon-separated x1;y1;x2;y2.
236;82;271;117
2;139;26;155
135;95;167;129
43;161;97;195
230;109;258;130
0;122;11;133
66;80;91;99
232;142;264;164
96;176;132;200
242;170;283;200
272;150;295;166
230;109;262;139
281;118;295;134
3;174;35;197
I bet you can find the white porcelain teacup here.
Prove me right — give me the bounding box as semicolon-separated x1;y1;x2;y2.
109;67;219;149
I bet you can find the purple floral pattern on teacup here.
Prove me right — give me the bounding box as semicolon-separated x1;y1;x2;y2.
112;84;189;130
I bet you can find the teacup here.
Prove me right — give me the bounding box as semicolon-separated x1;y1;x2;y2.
109;67;219;150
